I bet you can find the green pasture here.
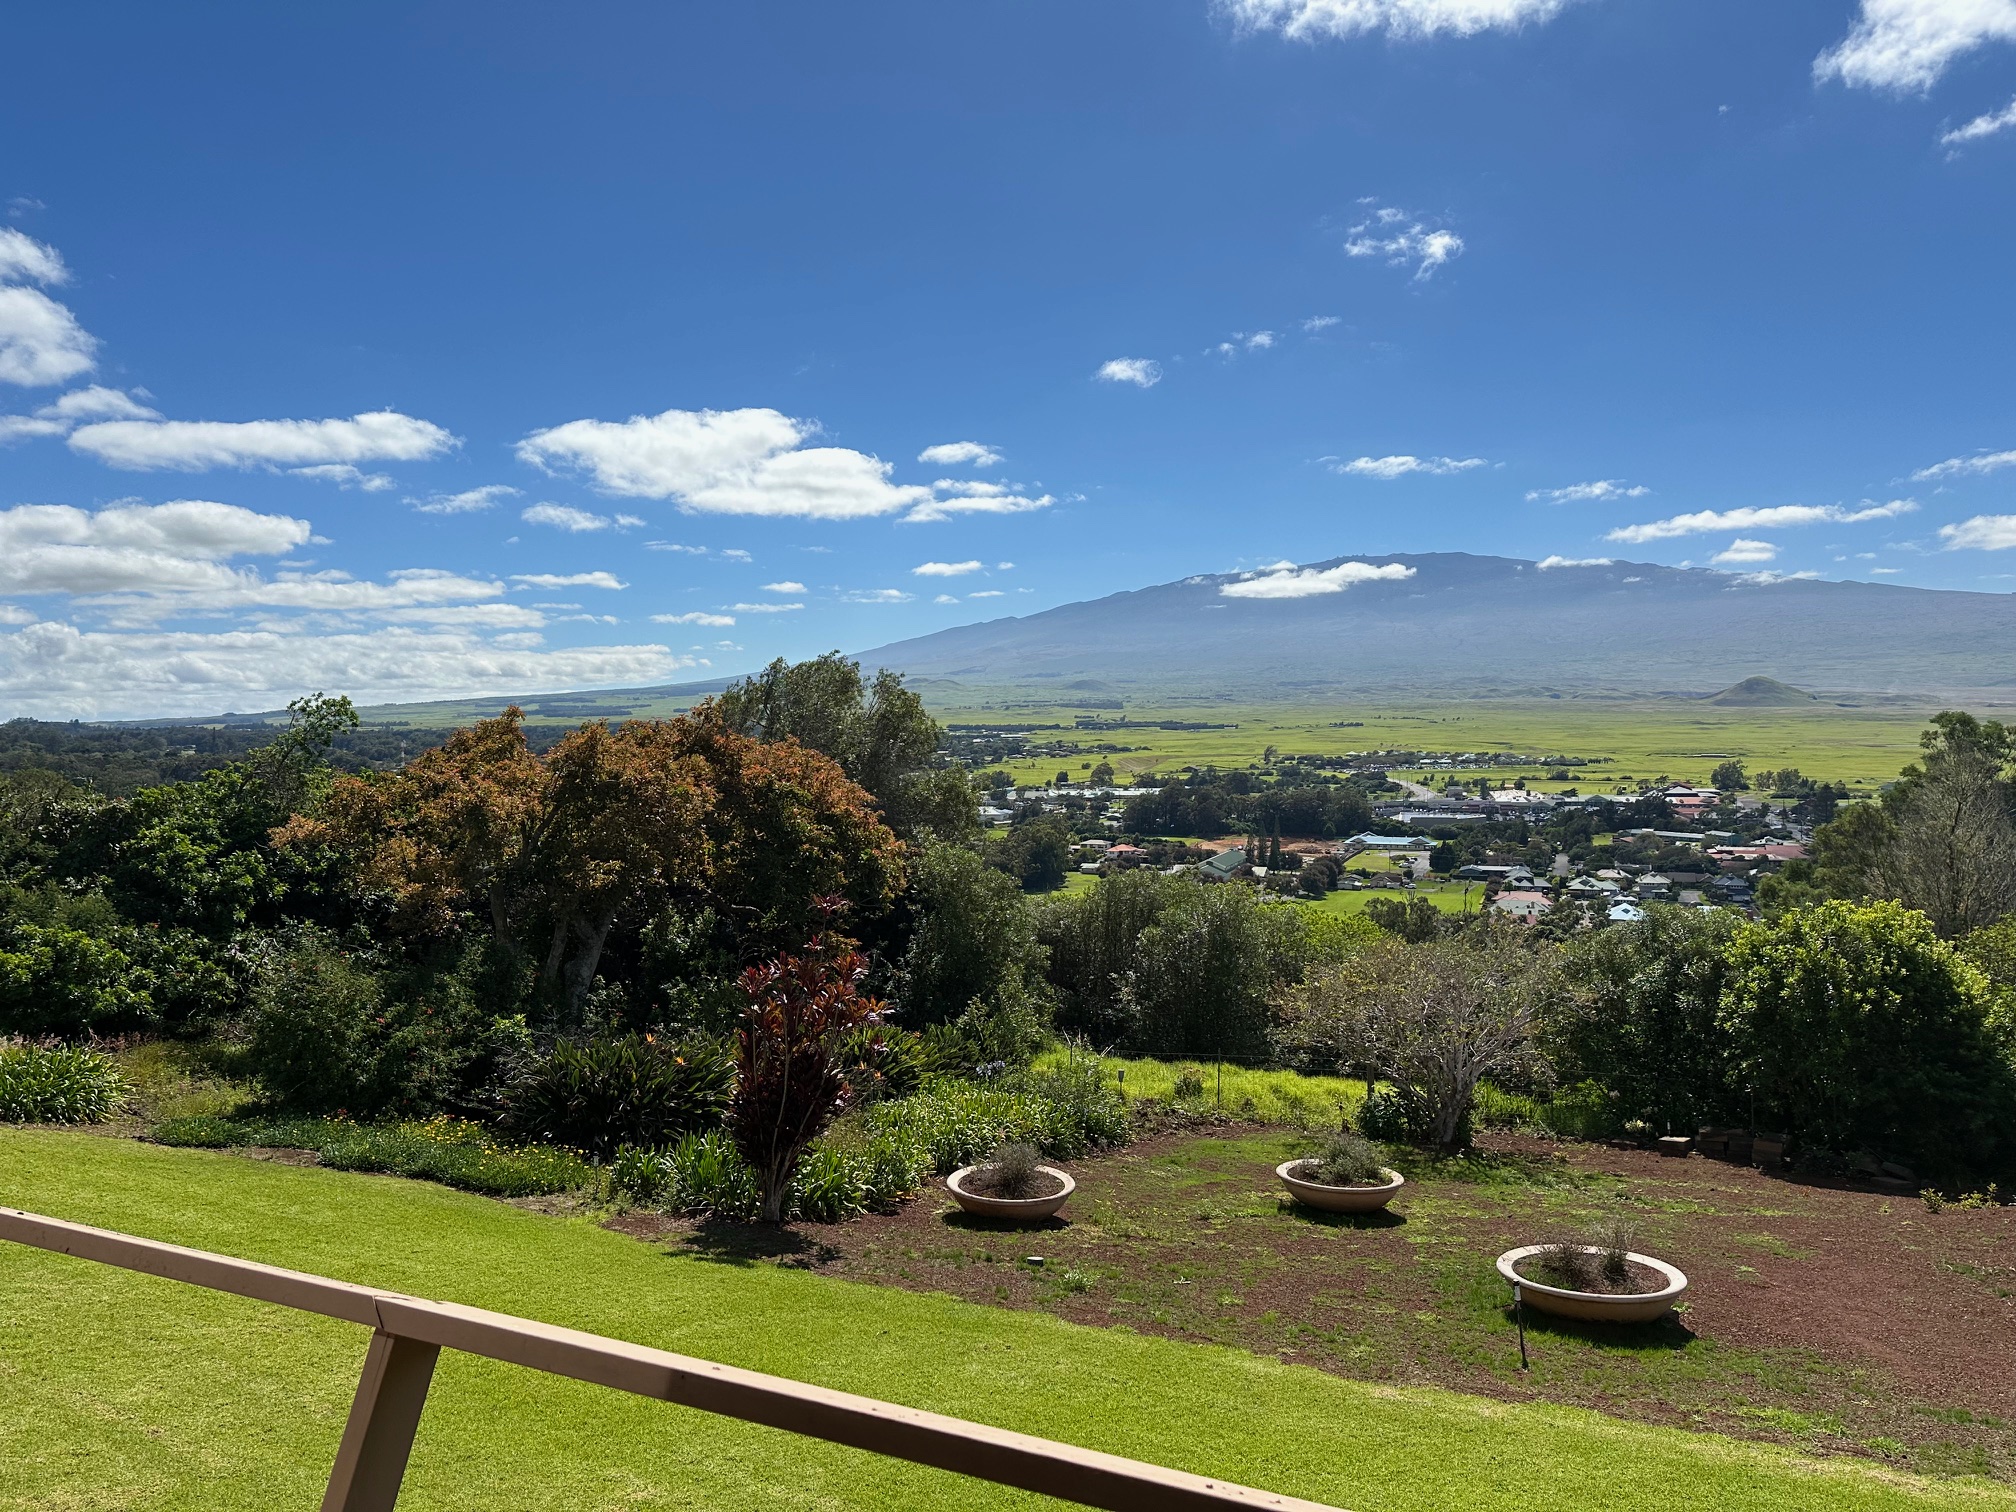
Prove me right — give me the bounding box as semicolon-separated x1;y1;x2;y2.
4;1130;2007;1512
1029;1048;1367;1125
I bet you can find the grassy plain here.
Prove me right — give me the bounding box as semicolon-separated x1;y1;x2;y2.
6;1129;2010;1512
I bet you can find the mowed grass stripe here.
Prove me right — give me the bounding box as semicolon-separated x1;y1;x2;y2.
1;1131;2006;1512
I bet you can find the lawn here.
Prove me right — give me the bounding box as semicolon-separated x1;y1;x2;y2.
4;1130;2010;1511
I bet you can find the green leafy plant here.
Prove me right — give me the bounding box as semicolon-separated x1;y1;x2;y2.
975;1139;1046;1198
1301;1130;1387;1186
509;1034;734;1159
0;1040;126;1123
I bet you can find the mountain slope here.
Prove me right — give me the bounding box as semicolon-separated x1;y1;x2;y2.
856;553;2016;697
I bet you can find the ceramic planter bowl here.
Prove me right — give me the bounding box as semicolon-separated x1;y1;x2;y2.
1275;1160;1405;1213
946;1164;1075;1221
1496;1245;1688;1323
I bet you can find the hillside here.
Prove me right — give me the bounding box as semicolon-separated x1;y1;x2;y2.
855;553;2016;700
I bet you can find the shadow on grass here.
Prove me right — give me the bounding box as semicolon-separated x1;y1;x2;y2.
1505;1304;1699;1352
1277;1203;1406;1231
674;1219;841;1269
938;1210;1072;1235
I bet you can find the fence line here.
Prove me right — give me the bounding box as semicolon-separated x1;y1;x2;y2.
0;1205;1342;1512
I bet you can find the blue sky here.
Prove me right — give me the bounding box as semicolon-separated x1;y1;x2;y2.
3;0;2015;716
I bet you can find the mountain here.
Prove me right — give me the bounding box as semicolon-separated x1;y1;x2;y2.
855;553;2016;699
1708;676;1815;707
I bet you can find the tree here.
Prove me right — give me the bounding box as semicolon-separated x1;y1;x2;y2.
1721;900;2016;1180
1363;895;1444;943
1119;878;1313;1059
996;815;1071;893
1711;760;1749;792
730;928;885;1222
1552;905;1741;1135
895;840;1049;1027
1275;925;1557;1152
1089;761;1116;786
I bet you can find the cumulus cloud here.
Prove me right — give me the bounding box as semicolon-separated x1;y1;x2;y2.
1711;538;1779;565
652;611;737;626
290;463;395;491
1816;0;2016;92
1607;500;1916;543
0;620;690;721
969;589;1005;598
2;386;161;445
521;502;617;532
1942;95;2016;146
69;410;457;471
721;549;753;562
0;500;312;596
762;580;806;593
904;480;1056;523
0;230;97;387
730;601;804;613
918;441;1002;467
1939;514;2016;550
1220;560;1416;599
509;572;627;590
1095;358;1162;387
411;484;518;515
1335;454;1486;479
1344;203;1465;280
912;560;984;577
1223;0;1578;41
1535;555;1614;569
1913;447;2016;481
840;588;914;604
1525;479;1649;503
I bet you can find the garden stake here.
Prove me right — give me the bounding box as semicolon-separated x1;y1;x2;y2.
1513;1283;1530;1370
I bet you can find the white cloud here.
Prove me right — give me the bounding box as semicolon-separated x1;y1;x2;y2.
1344;203;1465;280
904;486;1055;523
1223;0;1577;41
1912;447;2016;481
997;561;1014;570
969;589;1006;598
1535;555;1614;569
412;484;518;515
290;463;395;491
1816;0;2016;92
646;540;707;553
0;414;65;444
1711;538;1779;565
912;560;984;577
1942;94;2016;145
721;548;753;562
934;593;959;604
918;441;1002;467
0;231;99;387
522;502;613;532
0;229;69;286
1095;358;1162;387
509;572;627;590
1525;479;1649;503
1212;331;1278;356
762;580;806;593
0;620;689;721
1872;566;1904;574
1302;315;1342;331
840;588;914;604
1939;514;2016;550
730;601;804;613
1220;560;1416;599
2;387;160;446
69;410;457;471
1730;570;1824;586
0;500;312;596
652;611;737;626
1335;454;1486;479
1608;500;1916;543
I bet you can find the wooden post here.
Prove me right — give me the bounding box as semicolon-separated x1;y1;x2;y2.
322;1329;441;1512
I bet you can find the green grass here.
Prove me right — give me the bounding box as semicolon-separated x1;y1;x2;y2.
1300;881;1481;917
1032;1049;1367;1128
3;1131;2009;1512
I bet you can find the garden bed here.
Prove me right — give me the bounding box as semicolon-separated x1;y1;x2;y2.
613;1128;2016;1484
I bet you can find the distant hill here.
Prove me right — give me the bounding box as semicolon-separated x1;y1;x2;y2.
855;553;2016;700
1708;676;1816;707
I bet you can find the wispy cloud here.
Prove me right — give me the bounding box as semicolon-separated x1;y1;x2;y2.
1526;479;1649;504
0;229;98;387
761;580;806;593
1711;538;1778;565
1941;95;2016;147
918;441;1001;467
291;463;395;491
1912;448;2016;481
969;589;1006;598
1334;454;1486;479
912;560;984;577
904;482;1055;523
1344;202;1464;280
652;610;737;626
1939;514;2016;550
1223;0;1578;42
521;502;623;533
1220;560;1415;599
840;588;915;604
730;601;803;613
1095;358;1162;387
1607;500;1915;544
1535;555;1614;569
1817;0;2016;92
510;571;626;590
70;410;457;472
933;593;959;604
1730;570;1824;586
411;484;518;515
1;385;159;445
1302;315;1342;332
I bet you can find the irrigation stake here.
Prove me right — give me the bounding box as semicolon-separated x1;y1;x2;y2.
1513;1282;1530;1371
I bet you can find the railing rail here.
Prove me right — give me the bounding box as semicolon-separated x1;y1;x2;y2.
0;1205;1342;1512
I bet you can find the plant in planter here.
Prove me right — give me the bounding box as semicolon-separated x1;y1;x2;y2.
1496;1216;1688;1324
1276;1130;1405;1214
946;1139;1076;1221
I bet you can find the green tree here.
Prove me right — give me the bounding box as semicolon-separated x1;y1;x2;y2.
996;815;1071;892
895;840;1049;1027
1710;760;1748;791
1363;895;1444;943
1721;900;2016;1180
1118;878;1308;1059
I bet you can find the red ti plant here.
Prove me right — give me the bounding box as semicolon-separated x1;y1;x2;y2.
730;919;886;1223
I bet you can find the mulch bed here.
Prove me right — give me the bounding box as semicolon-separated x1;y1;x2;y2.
609;1128;2016;1483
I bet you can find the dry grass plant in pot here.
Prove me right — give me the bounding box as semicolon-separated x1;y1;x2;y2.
1276;1130;1405;1214
1497;1216;1688;1324
946;1140;1076;1221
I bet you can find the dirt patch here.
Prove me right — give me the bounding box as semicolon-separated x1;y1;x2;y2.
612;1129;2016;1483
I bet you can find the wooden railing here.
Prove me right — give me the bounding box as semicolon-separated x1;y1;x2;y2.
0;1206;1342;1512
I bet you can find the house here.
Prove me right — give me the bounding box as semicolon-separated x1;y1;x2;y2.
1197;847;1246;882
1565;876;1620;898
1708;875;1754;904
1338;833;1429;858
1707;843;1808;870
1607;901;1647;923
1594;868;1629;882
1492;890;1553;922
1455;864;1537;887
1636;873;1674;899
1106;844;1149;869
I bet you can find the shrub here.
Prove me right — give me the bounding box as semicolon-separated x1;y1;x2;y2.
152;1113;341;1149
666;1130;761;1219
977;1139;1046;1197
509;1035;734;1159
858;1066;1128;1175
1303;1130;1386;1185
0;921;150;1038
0;1040;126;1123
